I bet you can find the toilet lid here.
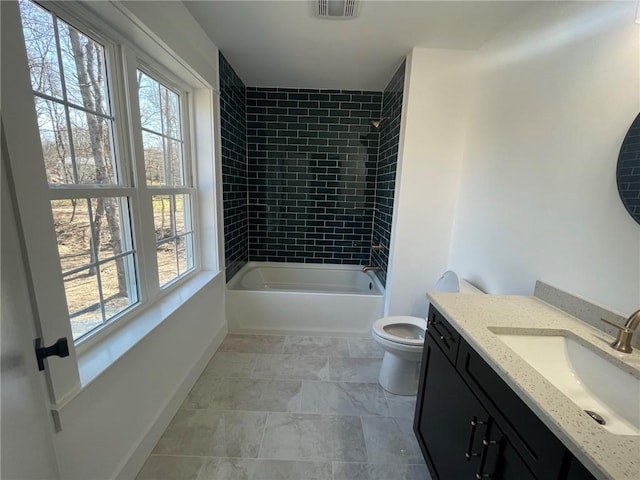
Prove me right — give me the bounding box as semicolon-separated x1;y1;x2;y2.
372;316;426;346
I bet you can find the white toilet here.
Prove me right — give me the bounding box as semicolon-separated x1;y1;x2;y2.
371;271;484;395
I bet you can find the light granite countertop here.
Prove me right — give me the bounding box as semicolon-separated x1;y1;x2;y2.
426;293;640;480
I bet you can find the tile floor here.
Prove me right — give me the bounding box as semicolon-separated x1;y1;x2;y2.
136;334;431;480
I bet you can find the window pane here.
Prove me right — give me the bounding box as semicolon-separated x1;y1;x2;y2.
142;131;165;186
35;97;74;184
166;138;184;186
53;197;133;271
101;256;136;320
64;268;102;340
152;194;192;239
177;234;193;274
157;240;178;286
52;199;92;272
138;71;162;133
69;107;117;184
89;197;130;260
152;195;172;241
137;69;185;186
174;195;189;236
162;88;181;140
18;0;63;99
138;70;181;139
57;21;109;115
141;130;184;186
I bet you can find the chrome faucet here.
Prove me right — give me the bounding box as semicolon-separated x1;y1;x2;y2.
600;309;640;354
361;265;381;273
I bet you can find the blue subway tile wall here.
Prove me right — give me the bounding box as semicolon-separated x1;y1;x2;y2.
219;53;248;281
246;88;383;264
371;61;405;286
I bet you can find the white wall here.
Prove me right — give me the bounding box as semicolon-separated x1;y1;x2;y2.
386;48;477;317
53;282;226;480
448;2;640;314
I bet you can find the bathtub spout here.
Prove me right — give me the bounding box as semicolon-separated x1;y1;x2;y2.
362;265;381;273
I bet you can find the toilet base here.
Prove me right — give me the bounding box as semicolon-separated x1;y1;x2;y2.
378;351;421;396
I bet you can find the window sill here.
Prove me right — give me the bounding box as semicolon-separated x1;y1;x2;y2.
76;270;220;388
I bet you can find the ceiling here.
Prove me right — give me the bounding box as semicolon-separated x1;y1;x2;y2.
183;1;532;91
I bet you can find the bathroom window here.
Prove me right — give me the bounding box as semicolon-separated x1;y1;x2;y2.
18;0;139;341
137;71;196;287
15;0;205;345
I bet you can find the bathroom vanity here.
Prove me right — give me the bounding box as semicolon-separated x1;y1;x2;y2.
414;295;640;480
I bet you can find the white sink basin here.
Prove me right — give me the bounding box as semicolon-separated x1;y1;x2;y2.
494;332;640;436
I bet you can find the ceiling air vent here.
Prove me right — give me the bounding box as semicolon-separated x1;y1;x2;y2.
316;0;360;19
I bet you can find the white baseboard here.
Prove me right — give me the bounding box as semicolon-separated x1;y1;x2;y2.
114;321;227;480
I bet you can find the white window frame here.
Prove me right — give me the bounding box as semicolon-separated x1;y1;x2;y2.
131;63;199;292
2;0;221;406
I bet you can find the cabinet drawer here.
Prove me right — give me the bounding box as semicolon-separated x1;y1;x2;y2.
457;340;567;480
427;304;460;364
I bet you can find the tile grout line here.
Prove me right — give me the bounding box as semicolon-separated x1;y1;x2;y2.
194;455;209;480
360;414;371;464
347;338;354;358
256;410;270;460
249;352;259;379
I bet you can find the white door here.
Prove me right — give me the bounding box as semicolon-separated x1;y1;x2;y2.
1;130;61;480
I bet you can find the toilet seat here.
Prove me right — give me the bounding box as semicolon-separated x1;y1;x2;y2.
372;316;426;347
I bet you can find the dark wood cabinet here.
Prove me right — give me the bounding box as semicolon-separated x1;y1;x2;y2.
415;335;488;479
482;421;536;480
415;305;597;480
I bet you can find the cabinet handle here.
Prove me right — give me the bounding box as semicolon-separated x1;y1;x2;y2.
465;417;486;460
440;335;453;342
476;438;501;479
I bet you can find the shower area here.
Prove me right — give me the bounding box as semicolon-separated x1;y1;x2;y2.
220;52;405;332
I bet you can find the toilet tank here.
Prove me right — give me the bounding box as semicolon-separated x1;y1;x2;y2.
432;271;484;294
459;279;484;294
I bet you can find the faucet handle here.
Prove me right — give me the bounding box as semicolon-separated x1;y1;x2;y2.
600;318;634;353
600;318;633;333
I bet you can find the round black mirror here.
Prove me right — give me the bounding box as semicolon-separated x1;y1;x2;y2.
617;113;640;225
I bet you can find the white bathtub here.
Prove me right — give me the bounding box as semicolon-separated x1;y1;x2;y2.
226;262;385;335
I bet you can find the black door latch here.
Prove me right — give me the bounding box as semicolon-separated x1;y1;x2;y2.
35;337;69;371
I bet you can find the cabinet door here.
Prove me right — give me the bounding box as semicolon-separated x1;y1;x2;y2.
457;339;567;479
415;335;488;480
479;422;537;480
